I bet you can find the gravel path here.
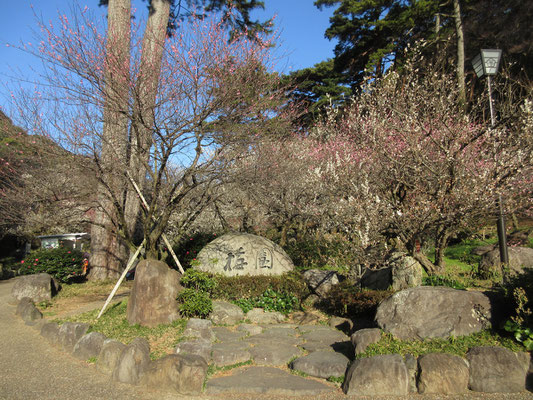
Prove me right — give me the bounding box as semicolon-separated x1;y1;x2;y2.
1;277;533;400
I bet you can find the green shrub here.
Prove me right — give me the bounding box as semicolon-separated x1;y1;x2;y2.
211;272;309;301
422;275;466;290
318;281;392;318
283;235;361;272
177;288;213;318
19;248;85;283
233;288;300;315
180;269;217;293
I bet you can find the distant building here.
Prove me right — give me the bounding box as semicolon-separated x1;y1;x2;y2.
37;233;90;252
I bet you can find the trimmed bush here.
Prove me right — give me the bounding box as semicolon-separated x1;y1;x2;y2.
211;271;309;301
19;248;84;283
177;288;213;318
318;280;392;318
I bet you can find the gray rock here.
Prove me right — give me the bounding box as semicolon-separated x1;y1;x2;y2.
183;318;215;341
361;252;422;291
58;322;89;353
210;300;244;325
418;353;469;394
72;332;106;361
11;273;59;303
175;339;212;362
292;311;321;325
126;259;181;327
290;350;349;379
375;286;492;340
404;354;418;393
139;354;207;395
328;316;353;335
206;366;334;396
250;343;302;366
343;354;409;396
16;297;43;324
479;247;533;281
303;269;339;297
40;322;60;345
237;323;262;336
351;328;381;355
472;245;495;256
467;346;528;393
112;337;151;384
212;326;247;342
97;339;127;375
195;232;294;276
300;327;349;344
246;308;285;324
244;332;302;347
211;342;251;367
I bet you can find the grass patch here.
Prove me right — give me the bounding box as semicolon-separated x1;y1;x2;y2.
58;299;186;360
358;330;525;359
206;360;253;377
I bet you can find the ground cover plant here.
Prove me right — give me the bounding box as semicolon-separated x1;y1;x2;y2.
357;330;525;359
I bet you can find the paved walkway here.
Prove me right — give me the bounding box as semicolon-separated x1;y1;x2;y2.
2;278;533;400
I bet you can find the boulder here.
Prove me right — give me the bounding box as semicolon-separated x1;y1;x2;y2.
112;337;151;385
343;354;409;396
290;350;349;379
183;318;215;341
328;317;353;335
351;328;381;356
126;259;181;327
58;322;90;353
479;247;533;281
467;346;528;393
375;286;492;340
210;301;244;325
40;322;60;345
251;343;302;366
302;269;339;297
175;339;212;362
361;252;422;291
195;232;294;276
139;354;207;395
246;308;285;324
16;297;43;324
97;339;127;375
417;353;469;394
11;273;59;303
72;332;106;361
211;342;252;367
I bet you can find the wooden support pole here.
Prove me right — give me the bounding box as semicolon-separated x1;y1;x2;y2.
97;239;145;319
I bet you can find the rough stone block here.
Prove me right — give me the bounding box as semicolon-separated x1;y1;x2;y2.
72;332;106;361
97;339;127;375
417;353;469;394
112;337;151;385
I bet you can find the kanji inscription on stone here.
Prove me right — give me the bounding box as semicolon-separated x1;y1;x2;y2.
256;248;273;269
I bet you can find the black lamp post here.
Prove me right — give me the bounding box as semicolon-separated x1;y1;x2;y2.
472;49;509;265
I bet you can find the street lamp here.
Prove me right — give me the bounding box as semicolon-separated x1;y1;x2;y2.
472;49;508;265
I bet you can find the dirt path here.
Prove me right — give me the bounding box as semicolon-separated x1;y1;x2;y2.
2;277;533;400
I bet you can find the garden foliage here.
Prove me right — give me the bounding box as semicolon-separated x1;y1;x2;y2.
19;248;84;283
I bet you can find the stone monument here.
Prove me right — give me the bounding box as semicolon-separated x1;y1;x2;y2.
195;232;294;277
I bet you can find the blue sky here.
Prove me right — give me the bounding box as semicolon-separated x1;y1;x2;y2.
0;0;337;113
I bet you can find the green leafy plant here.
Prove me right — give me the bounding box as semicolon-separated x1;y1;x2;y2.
504;320;533;351
422;275;466;290
233;288;299;315
180;269;217;293
19;248;85;283
177;288;213;318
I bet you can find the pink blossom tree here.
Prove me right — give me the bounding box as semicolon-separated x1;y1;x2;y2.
9;2;289;279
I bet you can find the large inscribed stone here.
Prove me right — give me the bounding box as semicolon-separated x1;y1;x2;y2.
195;233;294;276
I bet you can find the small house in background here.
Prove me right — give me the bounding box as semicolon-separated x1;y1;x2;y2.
38;233;90;252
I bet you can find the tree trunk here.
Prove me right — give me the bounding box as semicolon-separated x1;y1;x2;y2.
124;0;170;242
453;0;466;106
89;0;131;281
434;228;451;270
413;252;443;276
